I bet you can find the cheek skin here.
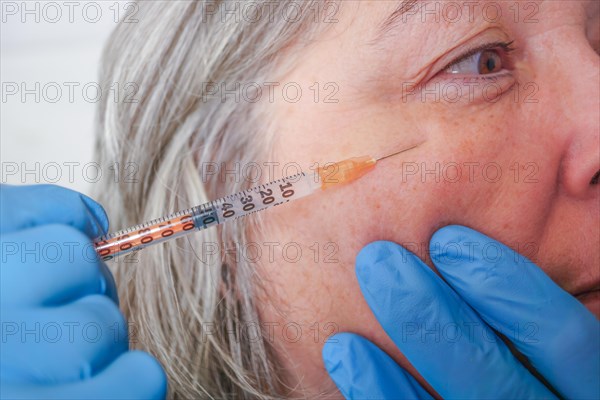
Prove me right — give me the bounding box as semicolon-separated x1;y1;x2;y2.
257;71;543;395
256;95;572;396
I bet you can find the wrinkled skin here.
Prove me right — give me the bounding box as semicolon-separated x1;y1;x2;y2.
253;0;599;396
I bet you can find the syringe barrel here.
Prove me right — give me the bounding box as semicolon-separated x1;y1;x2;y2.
94;209;199;261
94;172;320;260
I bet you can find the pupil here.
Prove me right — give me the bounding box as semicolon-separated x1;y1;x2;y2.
479;50;501;74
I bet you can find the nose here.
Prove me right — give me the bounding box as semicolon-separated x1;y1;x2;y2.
557;30;600;199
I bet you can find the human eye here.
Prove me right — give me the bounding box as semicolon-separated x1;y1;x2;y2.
397;35;520;104
441;41;516;78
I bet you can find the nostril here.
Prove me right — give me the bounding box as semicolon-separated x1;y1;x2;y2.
591;170;600;185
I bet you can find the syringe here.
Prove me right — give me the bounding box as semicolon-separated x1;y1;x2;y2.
94;144;420;260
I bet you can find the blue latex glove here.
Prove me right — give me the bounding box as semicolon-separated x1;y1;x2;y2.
323;225;600;399
1;184;167;399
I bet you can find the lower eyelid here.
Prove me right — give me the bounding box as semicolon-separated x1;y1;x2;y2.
405;72;516;104
438;69;513;81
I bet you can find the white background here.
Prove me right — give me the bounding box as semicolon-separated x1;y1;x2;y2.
1;0;129;195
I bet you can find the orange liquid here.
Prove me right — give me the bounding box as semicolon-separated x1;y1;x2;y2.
94;214;196;260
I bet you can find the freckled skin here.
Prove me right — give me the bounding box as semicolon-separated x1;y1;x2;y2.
253;0;600;397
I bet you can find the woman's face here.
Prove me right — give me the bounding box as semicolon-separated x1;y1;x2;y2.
255;0;599;396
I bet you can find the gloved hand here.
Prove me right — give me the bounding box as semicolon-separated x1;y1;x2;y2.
1;184;167;399
323;225;600;399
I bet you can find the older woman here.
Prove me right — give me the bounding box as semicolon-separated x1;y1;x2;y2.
1;0;598;399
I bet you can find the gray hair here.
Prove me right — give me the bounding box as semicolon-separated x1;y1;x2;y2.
94;0;334;398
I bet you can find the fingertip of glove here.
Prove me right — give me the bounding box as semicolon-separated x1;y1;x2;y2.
128;350;166;377
98;261;119;306
324;334;397;399
429;225;478;266
430;224;473;246
322;333;353;389
322;335;341;371
80;194;109;236
356;241;399;283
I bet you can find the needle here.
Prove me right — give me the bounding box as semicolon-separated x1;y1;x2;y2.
376;142;422;162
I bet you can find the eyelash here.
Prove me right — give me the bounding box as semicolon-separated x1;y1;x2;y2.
440;40;516;74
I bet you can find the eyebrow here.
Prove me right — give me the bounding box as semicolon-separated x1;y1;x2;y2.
379;0;421;35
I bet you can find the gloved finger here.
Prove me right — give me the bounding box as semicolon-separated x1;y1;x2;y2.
356;241;556;399
430;225;600;400
1;294;129;384
0;184;109;238
323;332;433;400
1;224;118;306
1;351;167;400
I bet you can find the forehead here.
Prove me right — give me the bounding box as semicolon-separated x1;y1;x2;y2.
333;0;588;31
